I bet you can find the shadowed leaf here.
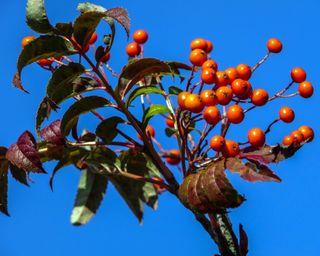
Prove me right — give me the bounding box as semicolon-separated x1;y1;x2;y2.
239;224;249;256
0;168;9;216
26;0;53;34
10;165;29;187
105;8;130;38
96;117;125;144
168;85;183;95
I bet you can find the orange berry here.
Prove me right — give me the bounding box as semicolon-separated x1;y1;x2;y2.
37;58;53;67
89;31;98;45
100;51;111;63
165;149;181;165
215;86;233;105
251;89;269;106
298;125;314;142
190;38;208;51
21;35;35;47
126;42;141;57
165;116;175;128
133;29;148;44
202;59;218;71
215;71;229;87
137;125;155;140
205;40;214;53
291;67;306;83
210;136;225;151
248;128;265;147
200;89;217;106
225;67;239;84
298;81;313;98
291;130;304;145
203;106;221;125
267;38;282;53
282;135;294;146
177;91;191;110
221;140;240;157
201;68;216;84
279;107;295;123
189;49;207;66
184;94;204;113
231;79;252;99
236;64;252;81
227;105;244;124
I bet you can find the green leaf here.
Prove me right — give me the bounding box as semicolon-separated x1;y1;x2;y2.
168;85;183;95
71;168;108;226
61;96;111;136
26;0;53;34
96;117;125;144
74;11;106;47
165;127;177;137
47;63;85;96
142;104;169;128
115;58;171;98
10;165;29;187
14;36;76;92
36;77;99;133
0;151;9;216
55;22;74;38
125;86;165;108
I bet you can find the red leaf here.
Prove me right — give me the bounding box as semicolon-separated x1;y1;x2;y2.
239;224;248;255
241;162;281;183
105;8;130;38
6;131;45;173
40;120;65;145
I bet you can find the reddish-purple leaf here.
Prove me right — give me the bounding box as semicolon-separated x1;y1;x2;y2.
105;8;130;38
239;224;249;255
6;131;45;173
40;120;65;145
241;162;281;183
12;72;29;93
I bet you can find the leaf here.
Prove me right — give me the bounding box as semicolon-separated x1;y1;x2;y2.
115;58;171;98
6;131;45;173
105;8;130;38
241;162;281;183
10;165;29;187
168;85;183;95
71;168;108;226
239;224;249;256
26;0;53;34
74;11;106;47
165;128;177;137
0;169;9;216
125;86;165;108
14;36;76;92
142;104;169;128
96;117;125;144
46;63;85;97
61;96;111;136
40;120;65;145
36;77;99;133
55;22;73;38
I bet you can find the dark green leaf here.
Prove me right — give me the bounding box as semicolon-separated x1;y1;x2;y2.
165;127;177;137
96;117;125;144
126;86;165;108
142;104;169;128
115;58;171;98
55;22;73;38
26;0;53;34
168;85;183;95
61;96;111;136
74;11;106;47
71;168;108;225
10;165;29;187
0;168;9;216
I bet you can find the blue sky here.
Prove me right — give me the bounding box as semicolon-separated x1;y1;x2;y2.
0;0;320;255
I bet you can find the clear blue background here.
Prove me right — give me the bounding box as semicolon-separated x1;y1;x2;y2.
0;0;319;255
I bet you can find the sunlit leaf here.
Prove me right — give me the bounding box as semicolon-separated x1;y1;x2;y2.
125;86;165;108
26;0;53;34
142;104;169;128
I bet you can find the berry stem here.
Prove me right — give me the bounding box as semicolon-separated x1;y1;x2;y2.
265;118;280;134
252;52;270;73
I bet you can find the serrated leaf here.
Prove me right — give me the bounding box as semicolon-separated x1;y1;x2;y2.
115;58;171;98
14;36;76;92
168;85;183;95
125;86;165;108
36;77;99;133
10;165;29;187
0;169;9;216
74;11;106;47
26;0;53;34
61;96;111;136
6;131;45;173
40;120;65;145
142;104;169;128
105;8;130;38
96;117;125;144
71;168;108;226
